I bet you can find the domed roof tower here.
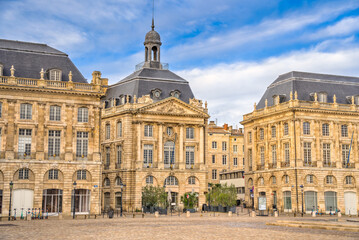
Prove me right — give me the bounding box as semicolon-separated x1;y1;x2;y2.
143;19;162;69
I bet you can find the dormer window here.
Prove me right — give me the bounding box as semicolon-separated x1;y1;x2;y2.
170;90;181;98
272;95;285;105
49;69;62;81
318;92;327;103
151;89;162;99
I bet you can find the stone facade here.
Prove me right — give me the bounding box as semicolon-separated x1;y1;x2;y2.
242;85;359;215
207;121;244;184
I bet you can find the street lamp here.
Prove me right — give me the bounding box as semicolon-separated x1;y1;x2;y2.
8;181;13;221
120;183;126;217
300;185;304;217
72;181;77;219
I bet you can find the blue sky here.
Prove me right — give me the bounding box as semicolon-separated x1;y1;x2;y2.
1;0;359;126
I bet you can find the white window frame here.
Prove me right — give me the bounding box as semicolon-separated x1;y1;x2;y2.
19;168;29;180
271;126;276;138
77;170;87;180
48;169;59;180
222;155;227;165
283;123;289;136
303;142;311;164
18;129;32;155
326;175;333;184
105;124;111;140
78;107;88;123
271;145;277;165
341;125;348;137
117;145;122;165
222;141;227;151
306;175;314;184
212;169;217;180
48;130;61;157
165;176;178;186
260;146;265;166
284;143;290;164
259;128;264;140
186;127;194;139
143;144;153;165
20;103;32;120
76;132;88;158
146;176;153;185
188;176;196;185
117;121;122;138
49;69;62;81
185;146;195;166
233;157;238;166
144;125;153;137
49;105;61;121
212;141;217;149
345;176;353;185
322;123;329;136
323;143;331;165
303;122;310;135
233;145;238;153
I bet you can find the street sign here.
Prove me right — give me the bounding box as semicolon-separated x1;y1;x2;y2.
94;185;98;188
250;194;254;198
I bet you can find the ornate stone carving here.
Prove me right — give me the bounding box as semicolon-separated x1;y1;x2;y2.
189;98;202;108
137;95;153;104
158;102;185;114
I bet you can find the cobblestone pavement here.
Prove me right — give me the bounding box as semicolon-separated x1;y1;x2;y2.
1;213;359;240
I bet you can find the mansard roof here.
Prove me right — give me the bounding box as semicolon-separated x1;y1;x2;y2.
0;39;87;83
257;71;359;109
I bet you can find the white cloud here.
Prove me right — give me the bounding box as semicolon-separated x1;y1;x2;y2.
310;16;359;39
178;47;359;126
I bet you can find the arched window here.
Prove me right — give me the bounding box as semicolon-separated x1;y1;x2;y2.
271;176;276;185
306;174;314;184
248;178;253;187
18;168;29;180
165;176;178;186
325;175;334;184
258;177;264;186
345;176;354;185
104;178;110;187
115;177;122;186
283;175;289;184
146;175;153;185
77;170;87;180
48;169;59;180
49;69;62;81
188;176;196;185
164;141;175;167
152;46;158;61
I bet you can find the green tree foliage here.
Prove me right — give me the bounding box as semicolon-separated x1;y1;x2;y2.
180;192;198;209
142;185;168;208
206;183;236;207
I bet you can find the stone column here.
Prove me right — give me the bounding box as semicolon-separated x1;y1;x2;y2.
65;105;74;161
158;123;163;169
137;122;142;169
179;124;184;169
199;126;204;165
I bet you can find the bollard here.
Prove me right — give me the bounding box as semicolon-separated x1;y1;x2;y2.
251;210;256;217
155;211;159;218
133;214;135;218
274;211;278;217
186;211;190;218
312;211;316;217
338;212;342;217
142;213;144;218
228;211;232;217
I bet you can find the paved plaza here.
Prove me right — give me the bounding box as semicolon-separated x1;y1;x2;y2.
1;213;359;240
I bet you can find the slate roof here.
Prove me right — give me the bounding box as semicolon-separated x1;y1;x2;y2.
104;67;194;103
257;71;359;109
0;39;87;83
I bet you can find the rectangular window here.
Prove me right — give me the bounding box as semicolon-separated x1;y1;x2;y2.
303;142;311;164
303;122;310;135
77;170;86;180
49;106;61;121
78;107;88;123
144;125;153;137
322;124;329;136
260;146;265;166
233;145;238;153
341;125;348;137
0;102;2;118
248;149;252;170
233;157;238;166
20;103;32;120
117;121;122;137
185;146;195;165
18;129;32;155
212;155;215;164
271;126;276;138
48;130;61;157
222;155;227;165
186;127;194;139
212;169;217;180
117;145;122;165
284;143;290;164
76;132;88;158
105;124;111;140
19;168;29;180
271;145;277;165
48;169;59;180
222;142;227;151
143;144;153;164
283;191;292;210
248;132;252;143
212;141;217;149
323;143;331;165
259;129;264;140
105;147;110;166
342;144;350;165
284;123;288;136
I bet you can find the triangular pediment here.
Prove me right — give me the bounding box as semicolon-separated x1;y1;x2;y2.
137;97;209;117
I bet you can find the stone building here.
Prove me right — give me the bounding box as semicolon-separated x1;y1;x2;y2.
100;22;209;211
0;39;107;217
207;121;244;184
241;71;359;215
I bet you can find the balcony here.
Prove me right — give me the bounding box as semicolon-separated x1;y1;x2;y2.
342;162;355;169
185;163;200;170
75;153;92;161
45;153;64;160
164;164;179;169
281;162;290;168
143;162;158;168
303;161;317;167
15;152;35;159
323;162;336;168
268;163;277;169
256;164;265;170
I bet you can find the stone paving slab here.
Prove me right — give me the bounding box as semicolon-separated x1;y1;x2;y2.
1;214;359;240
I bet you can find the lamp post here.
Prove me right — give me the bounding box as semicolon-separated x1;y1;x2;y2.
120;183;126;217
300;185;304;217
72;181;77;219
8;181;13;221
208;183;211;212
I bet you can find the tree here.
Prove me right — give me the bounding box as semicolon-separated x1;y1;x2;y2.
206;183;236;207
181;192;198;209
142;185;168;208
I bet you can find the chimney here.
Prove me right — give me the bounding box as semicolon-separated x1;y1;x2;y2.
223;123;228;130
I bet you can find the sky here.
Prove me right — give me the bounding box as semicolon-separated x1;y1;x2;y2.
1;0;359;127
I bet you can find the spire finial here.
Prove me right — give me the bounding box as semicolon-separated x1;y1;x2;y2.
151;0;155;30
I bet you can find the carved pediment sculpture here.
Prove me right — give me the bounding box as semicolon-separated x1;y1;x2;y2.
137;95;153;104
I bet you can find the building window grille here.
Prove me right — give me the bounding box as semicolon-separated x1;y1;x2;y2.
326;175;334;184
342;144;350;165
212;155;215;164
105;147;110;166
341;125;348;137
48;169;59;180
146;176;153;185
77;170;87;180
322;123;329;136
271;126;276;138
323;143;331;165
164;141;175;166
186;127;194;139
144;125;153;137
222;142;227;151
345;176;353;185
105;124;110;140
306;175;314;184
303;142;311;165
20;103;32;120
260;146;265;166
188;176;196;185
49;106;61;121
165;176;178;186
271;145;277;166
233;145;238;153
222;155;227;165
212;169;217;180
283;123;288;136
49;69;62;81
272;176;276;184
248;132;252;143
48;130;61;157
117;121;122;137
284;175;289;184
303;122;310;135
284;143;290;164
104;178;110;187
212;141;217;149
76;132;88;158
233;157;238;166
185;146;195;166
19;168;29;180
78;107;88;123
259;128;264;140
117;145;122;166
18;129;32;155
143;144;153;165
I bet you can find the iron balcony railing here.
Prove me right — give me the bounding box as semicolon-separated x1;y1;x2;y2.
323;162;336;168
303;161;317;167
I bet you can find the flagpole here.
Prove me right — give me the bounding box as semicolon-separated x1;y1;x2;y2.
347;131;354;168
